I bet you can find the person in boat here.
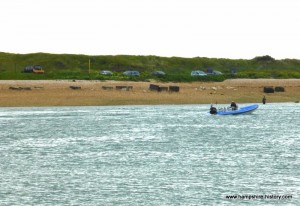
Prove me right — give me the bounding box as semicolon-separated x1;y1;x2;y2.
262;96;266;104
230;101;238;110
210;104;217;114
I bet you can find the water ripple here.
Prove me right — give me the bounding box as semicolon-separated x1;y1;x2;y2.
0;103;299;205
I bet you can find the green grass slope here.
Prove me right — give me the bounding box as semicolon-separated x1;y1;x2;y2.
1;52;300;81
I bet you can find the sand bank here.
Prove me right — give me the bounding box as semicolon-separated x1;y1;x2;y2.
0;79;300;107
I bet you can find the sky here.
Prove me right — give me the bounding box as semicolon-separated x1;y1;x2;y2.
1;0;300;59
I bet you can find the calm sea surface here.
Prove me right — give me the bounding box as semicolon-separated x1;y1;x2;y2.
0;103;299;205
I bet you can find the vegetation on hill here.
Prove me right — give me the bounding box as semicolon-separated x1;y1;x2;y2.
1;52;300;81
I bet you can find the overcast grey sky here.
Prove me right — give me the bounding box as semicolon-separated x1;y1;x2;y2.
1;0;299;59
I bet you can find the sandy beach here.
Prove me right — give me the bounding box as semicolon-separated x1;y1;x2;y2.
0;79;300;107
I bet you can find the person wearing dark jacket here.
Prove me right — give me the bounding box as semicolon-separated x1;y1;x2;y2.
262;96;266;104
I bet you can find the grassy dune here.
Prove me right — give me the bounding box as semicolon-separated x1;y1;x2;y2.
1;52;300;81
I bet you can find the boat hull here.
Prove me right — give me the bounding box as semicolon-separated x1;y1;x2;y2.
216;104;259;115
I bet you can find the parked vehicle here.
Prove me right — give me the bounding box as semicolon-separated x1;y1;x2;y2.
100;70;113;75
123;70;140;76
151;71;166;76
191;70;207;76
24;65;44;73
210;70;223;75
206;69;223;75
231;69;238;75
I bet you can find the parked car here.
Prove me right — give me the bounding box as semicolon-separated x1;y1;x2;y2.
206;69;223;75
191;70;207;76
23;65;44;73
123;70;140;76
211;70;223;75
231;69;238;75
151;71;166;76
100;70;113;75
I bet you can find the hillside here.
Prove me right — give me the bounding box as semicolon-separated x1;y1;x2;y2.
1;52;300;81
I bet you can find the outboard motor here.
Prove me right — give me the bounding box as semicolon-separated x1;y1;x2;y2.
210;106;217;114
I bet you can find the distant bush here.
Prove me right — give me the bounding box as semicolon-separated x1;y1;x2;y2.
253;55;275;62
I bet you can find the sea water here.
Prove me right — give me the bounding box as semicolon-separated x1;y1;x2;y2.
0;103;299;205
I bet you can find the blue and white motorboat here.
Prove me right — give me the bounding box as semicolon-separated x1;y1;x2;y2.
210;104;259;115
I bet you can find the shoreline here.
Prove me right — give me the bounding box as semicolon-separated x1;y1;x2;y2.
1;79;300;107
